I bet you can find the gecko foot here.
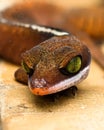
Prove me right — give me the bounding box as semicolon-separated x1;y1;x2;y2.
70;86;78;96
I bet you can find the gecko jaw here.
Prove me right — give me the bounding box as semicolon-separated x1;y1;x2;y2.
28;65;90;96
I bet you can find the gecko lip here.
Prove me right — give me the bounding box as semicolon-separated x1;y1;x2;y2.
28;65;90;96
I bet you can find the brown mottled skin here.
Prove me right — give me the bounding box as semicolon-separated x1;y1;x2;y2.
0;23;53;65
20;35;90;95
1;2;104;68
1;2;104;95
0;19;91;95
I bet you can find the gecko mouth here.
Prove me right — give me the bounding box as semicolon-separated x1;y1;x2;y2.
28;65;90;96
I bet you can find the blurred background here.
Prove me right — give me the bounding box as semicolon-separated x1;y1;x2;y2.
0;0;104;10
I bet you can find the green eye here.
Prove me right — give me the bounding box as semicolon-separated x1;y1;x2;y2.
66;56;82;73
21;61;33;75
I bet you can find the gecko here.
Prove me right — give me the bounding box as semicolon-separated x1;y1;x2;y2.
3;2;104;96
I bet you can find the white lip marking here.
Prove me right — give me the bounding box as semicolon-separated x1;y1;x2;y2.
28;65;90;94
48;65;90;93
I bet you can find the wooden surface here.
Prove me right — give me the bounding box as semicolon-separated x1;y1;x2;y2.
0;0;104;130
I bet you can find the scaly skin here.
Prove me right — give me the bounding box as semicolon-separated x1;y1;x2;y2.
1;3;104;68
0;17;91;95
1;3;100;95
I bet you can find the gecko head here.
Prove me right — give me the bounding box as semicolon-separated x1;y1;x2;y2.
22;35;91;95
